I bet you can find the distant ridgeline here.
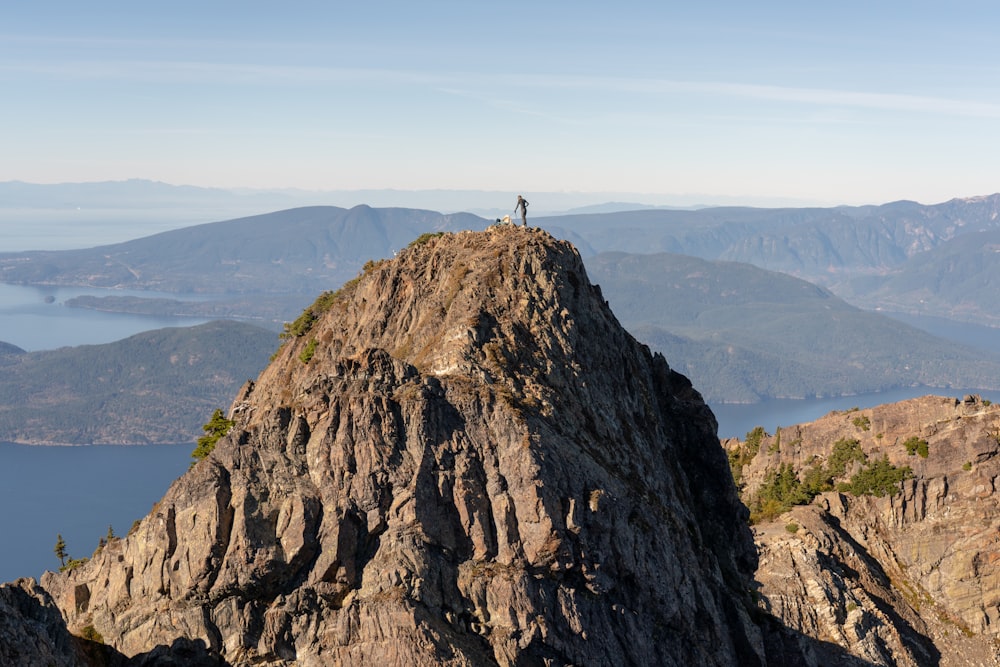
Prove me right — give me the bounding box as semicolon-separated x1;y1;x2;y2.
1;197;1000;404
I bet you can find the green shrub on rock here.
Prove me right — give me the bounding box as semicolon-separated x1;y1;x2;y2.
841;455;913;497
902;436;929;458
191;408;235;466
281;290;339;339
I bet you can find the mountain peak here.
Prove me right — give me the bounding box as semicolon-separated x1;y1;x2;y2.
294;226;589;375
262;227;640;412
38;225;768;665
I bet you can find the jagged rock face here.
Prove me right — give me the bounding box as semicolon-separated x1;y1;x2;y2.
42;228;763;666
0;579;86;667
730;396;1000;666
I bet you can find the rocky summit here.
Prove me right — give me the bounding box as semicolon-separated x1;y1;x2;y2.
18;226;771;665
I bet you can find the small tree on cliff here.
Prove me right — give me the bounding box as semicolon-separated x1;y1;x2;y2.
191;408;235;467
54;534;67;568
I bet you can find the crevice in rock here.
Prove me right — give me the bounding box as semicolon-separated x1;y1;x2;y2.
202;465;234;598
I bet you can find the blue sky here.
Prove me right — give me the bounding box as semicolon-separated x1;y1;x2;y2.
3;1;1000;206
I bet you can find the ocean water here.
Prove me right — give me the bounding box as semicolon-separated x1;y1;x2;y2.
0;283;221;582
0;209;227;252
0;442;190;582
0;282;214;582
0;283;212;351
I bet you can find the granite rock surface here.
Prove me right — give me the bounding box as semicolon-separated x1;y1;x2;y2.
37;227;767;665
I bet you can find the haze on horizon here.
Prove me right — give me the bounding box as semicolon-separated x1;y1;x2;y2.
3;2;999;208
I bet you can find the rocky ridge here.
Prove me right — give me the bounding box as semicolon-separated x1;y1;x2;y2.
30;227;770;665
727;395;1000;666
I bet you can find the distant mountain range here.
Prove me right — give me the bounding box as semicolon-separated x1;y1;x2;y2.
0;205;489;296
2;198;999;405
586;252;1000;402
836;228;1000;326
0;179;810;221
6;182;998;328
540;194;1000;327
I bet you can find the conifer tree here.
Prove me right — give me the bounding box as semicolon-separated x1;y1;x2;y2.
191;408;234;466
54;534;67;568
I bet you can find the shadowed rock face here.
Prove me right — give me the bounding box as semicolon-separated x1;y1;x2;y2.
0;579;87;667
37;227;765;665
0;577;228;667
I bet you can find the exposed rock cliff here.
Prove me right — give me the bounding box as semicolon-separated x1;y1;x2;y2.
37;227;766;665
0;579;88;667
728;395;1000;666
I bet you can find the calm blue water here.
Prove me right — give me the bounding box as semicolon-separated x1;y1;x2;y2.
0;283;216;581
881;312;1000;357
0;283;213;351
0;442;190;582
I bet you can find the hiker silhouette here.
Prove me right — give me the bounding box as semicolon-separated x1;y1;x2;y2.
515;195;529;226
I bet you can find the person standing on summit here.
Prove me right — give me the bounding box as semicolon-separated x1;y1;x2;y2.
515;195;529;226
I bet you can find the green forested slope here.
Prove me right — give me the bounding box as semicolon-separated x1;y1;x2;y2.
0;321;275;444
587;252;1000;402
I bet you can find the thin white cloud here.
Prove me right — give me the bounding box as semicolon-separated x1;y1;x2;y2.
685;80;1000;118
507;74;1000;119
4;48;999;120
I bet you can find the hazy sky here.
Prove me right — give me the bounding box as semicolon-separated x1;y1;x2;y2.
3;1;999;205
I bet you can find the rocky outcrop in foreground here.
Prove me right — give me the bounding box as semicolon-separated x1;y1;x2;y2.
29;227;772;665
728;395;1000;666
0;579;88;667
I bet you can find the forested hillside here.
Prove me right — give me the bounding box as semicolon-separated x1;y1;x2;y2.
587;252;1000;402
0;321;275;444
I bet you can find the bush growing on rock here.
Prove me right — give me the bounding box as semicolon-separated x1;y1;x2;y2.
748;436;913;523
749;463;813;523
191;408;234;466
281;290;339;339
840;455;913;497
728;425;767;487
902;436;929;458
